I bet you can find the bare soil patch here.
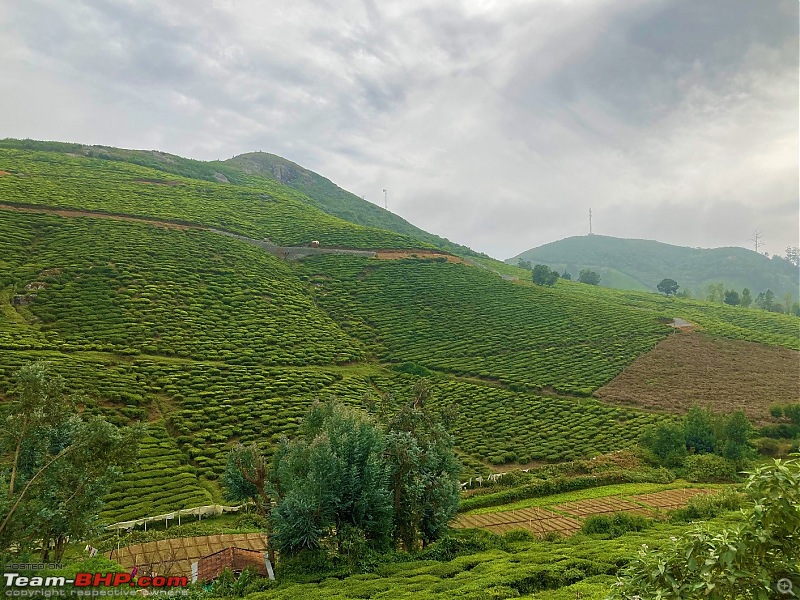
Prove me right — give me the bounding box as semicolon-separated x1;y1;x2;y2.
595;332;800;424
0;170;10;176
454;507;581;536
632;488;716;510
552;497;653;518
375;249;464;263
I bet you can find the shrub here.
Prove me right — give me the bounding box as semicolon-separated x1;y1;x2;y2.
682;454;738;482
580;513;653;538
669;488;744;523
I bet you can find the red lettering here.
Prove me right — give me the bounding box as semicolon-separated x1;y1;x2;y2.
138;577;151;587
151;576;166;587
112;574;131;587
93;573;114;586
74;573;92;587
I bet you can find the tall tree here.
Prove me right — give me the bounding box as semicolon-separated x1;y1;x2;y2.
531;264;559;286
271;402;393;557
740;288;753;308
786;246;799;267
0;363;140;558
724;289;740;306
706;283;724;303
578;269;601;285
656;278;679;296
383;380;461;550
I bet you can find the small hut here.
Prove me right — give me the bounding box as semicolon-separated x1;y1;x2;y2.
310;240;321;248
193;547;273;583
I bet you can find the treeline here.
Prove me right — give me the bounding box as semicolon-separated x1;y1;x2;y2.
669;281;799;316
517;260;601;286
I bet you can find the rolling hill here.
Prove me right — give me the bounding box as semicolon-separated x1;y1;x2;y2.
0;141;797;526
508;234;799;299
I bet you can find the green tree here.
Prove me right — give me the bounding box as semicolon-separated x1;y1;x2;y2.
561;270;572;280
657;278;679;296
222;442;276;563
716;411;754;469
516;258;532;271
755;289;776;311
611;457;800;599
724;289;740;306
383;380;461;550
706;283;724;303
641;423;686;467
531;264;559;286
271;401;393;557
0;363;140;559
684;406;715;454
578;269;601;285
786;245;799;267
740;287;753;308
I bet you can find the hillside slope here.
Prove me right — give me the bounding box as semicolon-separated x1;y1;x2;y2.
508;234;799;298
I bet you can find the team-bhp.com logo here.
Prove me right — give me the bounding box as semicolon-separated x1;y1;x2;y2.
4;572;188;596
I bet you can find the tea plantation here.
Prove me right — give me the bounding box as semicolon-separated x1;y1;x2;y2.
0;148;425;249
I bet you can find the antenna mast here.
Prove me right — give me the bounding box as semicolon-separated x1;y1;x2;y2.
751;230;764;253
382;188;388;210
588;208;593;235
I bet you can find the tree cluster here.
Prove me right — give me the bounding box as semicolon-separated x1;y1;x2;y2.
531;264;559;286
641;406;754;471
222;381;461;566
0;363;141;560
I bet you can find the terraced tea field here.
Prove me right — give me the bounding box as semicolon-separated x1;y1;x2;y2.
0;149;425;249
0;210;363;365
302;255;671;394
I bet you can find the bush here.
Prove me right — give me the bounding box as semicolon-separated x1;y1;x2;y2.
682;454;738;482
580;513;653;538
669;488;743;523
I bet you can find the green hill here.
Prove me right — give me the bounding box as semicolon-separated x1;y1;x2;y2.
508;234;799;299
1;142;797;526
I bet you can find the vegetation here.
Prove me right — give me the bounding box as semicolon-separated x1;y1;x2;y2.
531;264;559;286
0;363;140;559
578;269;601;286
611;457;800;599
509;234;800;300
657;278;679;295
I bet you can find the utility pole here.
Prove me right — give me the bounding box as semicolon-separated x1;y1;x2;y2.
382;188;388;210
751;230;764;253
588;208;593;235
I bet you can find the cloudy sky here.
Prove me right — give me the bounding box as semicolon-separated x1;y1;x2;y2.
1;0;797;259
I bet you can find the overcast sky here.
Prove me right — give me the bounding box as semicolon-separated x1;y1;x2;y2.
1;0;797;259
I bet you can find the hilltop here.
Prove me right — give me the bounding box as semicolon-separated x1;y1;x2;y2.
508;234;799;299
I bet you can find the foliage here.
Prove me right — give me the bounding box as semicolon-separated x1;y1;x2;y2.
724;289;740;305
578;269;601;285
532;264;559;286
682;454;737;483
706;282;724;303
669;488;744;523
740;287;753;308
656;278;679;296
381;380;461;550
641;423;687;467
0;362;140;559
271;401;393;556
222;443;271;516
611;457;800;599
580;512;652;538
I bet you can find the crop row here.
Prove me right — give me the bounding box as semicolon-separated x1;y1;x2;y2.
0;210;363;365
302;256;671;393
0;148;427;249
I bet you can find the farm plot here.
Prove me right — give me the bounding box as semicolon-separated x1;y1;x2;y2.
632;488;716;510
109;533;267;578
0;148;425;249
552;497;653;518
454;507;581;536
302;255;671;394
596;332;800;423
0;211;363;365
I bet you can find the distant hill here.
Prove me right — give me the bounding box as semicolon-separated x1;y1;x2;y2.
508;235;799;299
